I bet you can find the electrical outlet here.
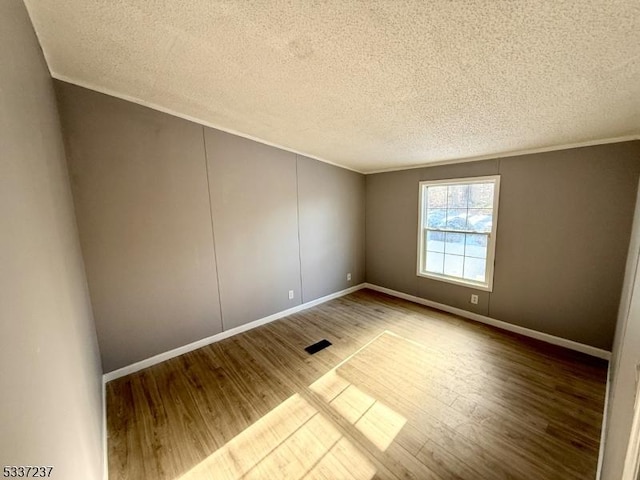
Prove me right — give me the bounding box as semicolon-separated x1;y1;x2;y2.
347;273;352;281
470;294;479;305
288;290;294;300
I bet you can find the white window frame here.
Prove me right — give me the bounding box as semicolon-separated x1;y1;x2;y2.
416;175;501;292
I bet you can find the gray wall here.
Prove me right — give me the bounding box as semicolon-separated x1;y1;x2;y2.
601;178;640;479
57;83;223;373
55;83;366;372
366;142;640;350
205;129;301;329
297;155;366;302
0;2;103;478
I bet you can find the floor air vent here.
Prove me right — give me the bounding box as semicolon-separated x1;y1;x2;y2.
304;339;332;355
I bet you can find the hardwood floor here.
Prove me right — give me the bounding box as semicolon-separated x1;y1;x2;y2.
106;289;608;480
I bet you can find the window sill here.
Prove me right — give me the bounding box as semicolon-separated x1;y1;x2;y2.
417;271;493;292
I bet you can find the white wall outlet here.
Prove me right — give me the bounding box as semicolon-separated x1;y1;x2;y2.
288;290;294;300
347;273;352;281
470;294;479;305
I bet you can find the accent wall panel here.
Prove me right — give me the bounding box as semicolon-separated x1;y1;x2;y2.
56;82;223;372
204;128;302;330
297;155;365;302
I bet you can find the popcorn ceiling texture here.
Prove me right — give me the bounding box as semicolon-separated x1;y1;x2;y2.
24;0;640;172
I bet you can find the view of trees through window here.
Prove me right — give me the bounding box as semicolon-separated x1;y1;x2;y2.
420;180;496;285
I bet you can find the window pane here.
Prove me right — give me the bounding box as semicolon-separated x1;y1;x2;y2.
467;208;492;232
444;232;465;255
464;256;486;282
426;209;447;229
465;234;488;259
427;186;447;208
444;254;464;277
445;209;468;231
447;185;469;208
419;178;498;287
426;231;445;252
469;183;494;208
425;252;444;274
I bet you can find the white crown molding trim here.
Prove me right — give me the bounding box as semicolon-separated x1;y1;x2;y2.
50;73;364;175
102;283;366;383
51;74;639;178
364;135;640;174
364;283;612;360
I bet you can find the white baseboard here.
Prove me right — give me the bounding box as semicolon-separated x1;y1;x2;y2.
102;283;366;382
364;283;612;360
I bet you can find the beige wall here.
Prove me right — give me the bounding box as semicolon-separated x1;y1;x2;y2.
0;2;103;478
366;142;640;350
55;83;367;372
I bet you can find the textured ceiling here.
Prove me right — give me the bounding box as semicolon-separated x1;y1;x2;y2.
25;1;640;173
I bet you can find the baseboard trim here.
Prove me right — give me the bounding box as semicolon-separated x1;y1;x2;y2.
364;283;612;360
103;283;366;382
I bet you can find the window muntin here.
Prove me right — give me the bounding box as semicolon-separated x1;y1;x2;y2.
417;176;500;291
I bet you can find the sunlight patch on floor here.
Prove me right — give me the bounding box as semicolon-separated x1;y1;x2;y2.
311;369;407;451
355;401;406;451
179;332;415;479
177;391;377;480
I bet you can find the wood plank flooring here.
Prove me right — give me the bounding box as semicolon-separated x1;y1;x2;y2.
106;289;608;480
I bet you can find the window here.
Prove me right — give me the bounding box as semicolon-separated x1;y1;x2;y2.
417;176;500;291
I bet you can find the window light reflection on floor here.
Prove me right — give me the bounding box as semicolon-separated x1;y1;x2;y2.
310;370;407;452
179;332;409;479
177;392;377;480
